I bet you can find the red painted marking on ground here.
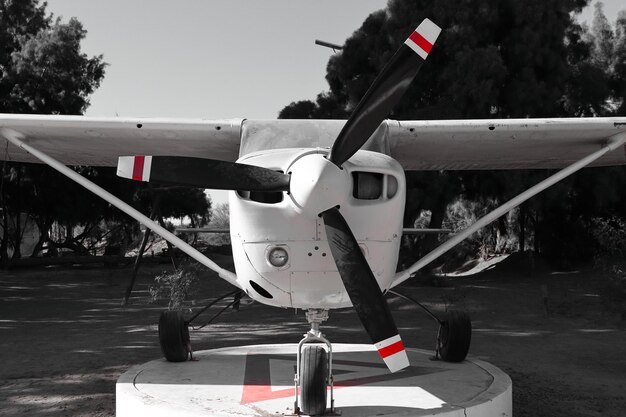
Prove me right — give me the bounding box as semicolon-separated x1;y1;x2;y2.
240;372;411;404
241;384;296;404
241;375;394;404
240;353;421;404
408;31;432;54
378;340;405;359
132;156;144;181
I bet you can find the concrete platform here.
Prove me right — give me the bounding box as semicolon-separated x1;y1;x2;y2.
117;344;512;417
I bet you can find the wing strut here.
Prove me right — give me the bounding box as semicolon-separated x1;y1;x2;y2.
392;132;626;287
1;128;239;289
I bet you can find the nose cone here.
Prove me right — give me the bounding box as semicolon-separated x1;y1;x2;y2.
288;153;350;217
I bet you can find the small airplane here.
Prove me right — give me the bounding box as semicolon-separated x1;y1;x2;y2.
2;18;626;415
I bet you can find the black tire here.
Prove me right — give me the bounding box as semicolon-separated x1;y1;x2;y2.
438;310;471;362
158;310;189;362
300;345;328;416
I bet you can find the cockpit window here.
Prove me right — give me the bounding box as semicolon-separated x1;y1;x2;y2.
352;172;398;201
353;172;383;200
387;175;398;199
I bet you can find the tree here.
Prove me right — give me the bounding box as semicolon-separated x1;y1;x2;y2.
0;3;105;115
591;2;615;68
0;1;107;261
0;0;50;112
610;10;626;115
205;203;231;246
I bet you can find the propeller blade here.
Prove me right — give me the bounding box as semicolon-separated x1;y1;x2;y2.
320;207;409;373
329;19;441;167
117;155;290;192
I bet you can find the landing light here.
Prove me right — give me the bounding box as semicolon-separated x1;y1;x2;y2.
268;246;289;268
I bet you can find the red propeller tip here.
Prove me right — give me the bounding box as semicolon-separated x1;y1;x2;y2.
376;334;410;373
405;19;441;59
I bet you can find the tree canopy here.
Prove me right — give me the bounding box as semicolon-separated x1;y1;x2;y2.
0;2;105;114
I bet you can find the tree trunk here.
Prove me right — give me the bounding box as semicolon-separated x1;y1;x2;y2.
519;204;526;253
11;169;22;260
496;215;508;253
189;216;198;246
533;211;540;254
31;217;52;258
65;222;73;245
0;209;9;265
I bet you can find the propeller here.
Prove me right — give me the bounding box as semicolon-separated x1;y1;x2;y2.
117;155;290;192
329;18;441;167
115;18;441;373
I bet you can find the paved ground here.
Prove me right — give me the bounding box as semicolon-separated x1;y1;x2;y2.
0;255;625;416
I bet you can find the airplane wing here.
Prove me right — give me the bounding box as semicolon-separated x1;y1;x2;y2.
0;114;243;166
1;114;625;170
387;118;626;170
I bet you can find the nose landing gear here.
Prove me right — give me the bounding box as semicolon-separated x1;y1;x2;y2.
294;309;334;416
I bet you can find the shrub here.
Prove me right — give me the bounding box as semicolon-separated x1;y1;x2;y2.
149;264;199;310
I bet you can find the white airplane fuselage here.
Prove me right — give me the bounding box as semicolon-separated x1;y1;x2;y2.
229;148;406;309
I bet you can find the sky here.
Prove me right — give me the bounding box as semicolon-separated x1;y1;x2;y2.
578;0;624;24
43;0;625;205
44;0;388;120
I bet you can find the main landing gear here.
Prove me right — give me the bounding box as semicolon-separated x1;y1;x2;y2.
436;310;471;362
294;309;334;416
158;310;191;362
158;290;244;362
388;290;471;362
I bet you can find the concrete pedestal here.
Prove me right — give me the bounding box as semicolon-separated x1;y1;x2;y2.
117;344;511;416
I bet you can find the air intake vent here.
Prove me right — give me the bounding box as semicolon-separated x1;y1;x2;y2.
249;280;273;299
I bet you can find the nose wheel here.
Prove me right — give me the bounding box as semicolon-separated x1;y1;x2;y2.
300;345;328;415
294;309;334;416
